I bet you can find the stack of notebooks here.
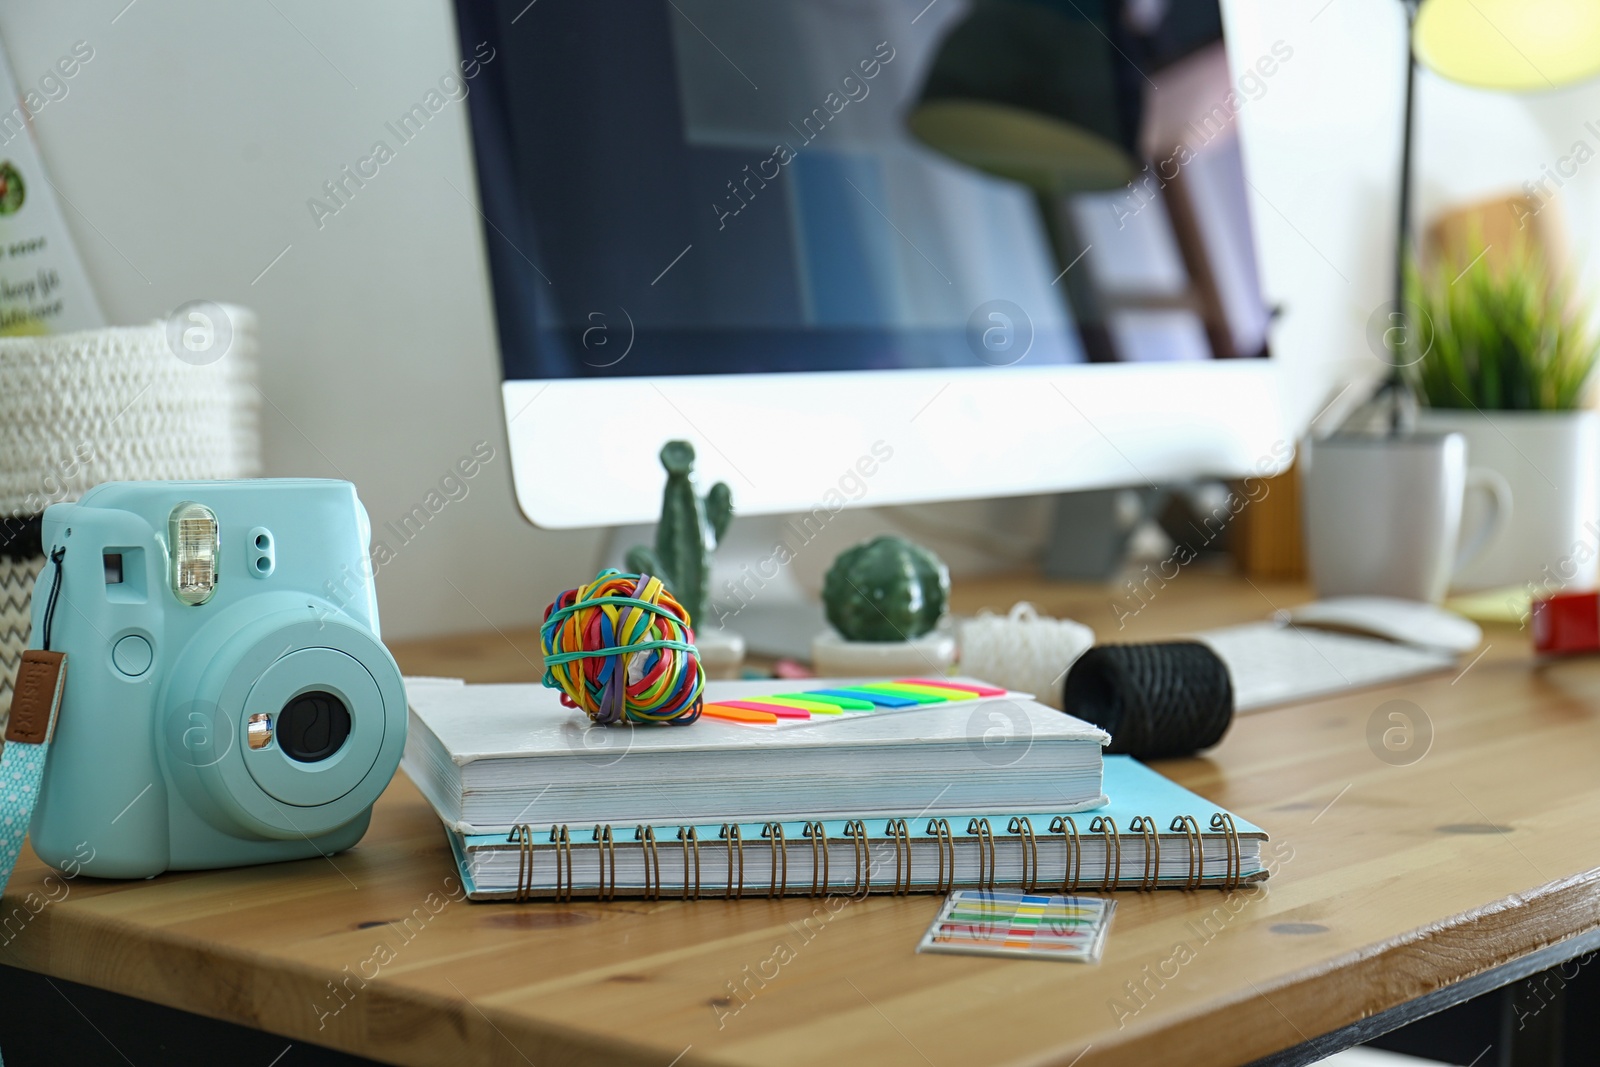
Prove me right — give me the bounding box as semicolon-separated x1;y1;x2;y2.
402;677;1268;901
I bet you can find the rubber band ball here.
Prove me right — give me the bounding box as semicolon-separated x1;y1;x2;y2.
539;569;704;726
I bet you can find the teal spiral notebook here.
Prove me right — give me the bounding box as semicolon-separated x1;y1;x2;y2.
444;757;1269;902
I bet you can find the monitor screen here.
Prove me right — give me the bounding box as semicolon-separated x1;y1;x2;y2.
457;0;1272;379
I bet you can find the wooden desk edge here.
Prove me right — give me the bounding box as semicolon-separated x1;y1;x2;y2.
1095;865;1600;1066
3;898;667;1067
4;847;1599;1067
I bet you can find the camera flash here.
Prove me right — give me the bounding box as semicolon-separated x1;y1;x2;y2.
169;502;219;605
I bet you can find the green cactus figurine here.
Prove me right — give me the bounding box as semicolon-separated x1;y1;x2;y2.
626;440;732;631
822;535;950;642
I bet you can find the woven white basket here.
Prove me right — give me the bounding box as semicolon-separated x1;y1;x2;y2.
0;310;261;716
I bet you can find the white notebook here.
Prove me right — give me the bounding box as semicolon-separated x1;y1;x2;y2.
402;678;1109;834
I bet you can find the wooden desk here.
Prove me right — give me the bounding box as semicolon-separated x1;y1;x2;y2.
4;572;1599;1067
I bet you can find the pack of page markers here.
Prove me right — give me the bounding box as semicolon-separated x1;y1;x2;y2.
917;890;1114;963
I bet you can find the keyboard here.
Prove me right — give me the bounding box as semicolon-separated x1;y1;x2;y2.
1196;621;1457;712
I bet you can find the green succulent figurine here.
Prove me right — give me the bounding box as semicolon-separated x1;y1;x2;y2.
823;535;950;642
626;440;732;631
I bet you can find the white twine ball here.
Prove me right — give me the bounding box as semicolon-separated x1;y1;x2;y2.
958;602;1094;710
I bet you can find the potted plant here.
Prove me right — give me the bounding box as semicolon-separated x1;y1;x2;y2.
1404;245;1600;593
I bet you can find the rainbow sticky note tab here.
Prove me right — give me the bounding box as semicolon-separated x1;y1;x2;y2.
900;678;1008;697
701;704;779;724
842;683;949;704
881;681;980;701
807;687;922;708
917;891;1114;963
712;700;809;719
776;692;875;710
751;696;844;715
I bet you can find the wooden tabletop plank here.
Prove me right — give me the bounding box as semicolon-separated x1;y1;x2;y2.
2;573;1597;1067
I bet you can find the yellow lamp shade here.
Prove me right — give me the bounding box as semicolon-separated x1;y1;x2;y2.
1414;0;1600;91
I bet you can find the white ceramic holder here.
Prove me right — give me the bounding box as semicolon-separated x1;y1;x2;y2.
811;629;957;678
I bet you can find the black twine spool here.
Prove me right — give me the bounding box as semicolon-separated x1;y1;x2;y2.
1062;641;1234;759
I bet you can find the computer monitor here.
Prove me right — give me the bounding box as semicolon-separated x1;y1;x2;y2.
453;0;1289;530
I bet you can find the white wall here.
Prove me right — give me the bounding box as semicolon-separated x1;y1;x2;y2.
1227;0;1408;432
0;0;602;640
3;0;1598;638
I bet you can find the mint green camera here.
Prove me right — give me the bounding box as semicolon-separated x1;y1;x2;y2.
28;480;406;879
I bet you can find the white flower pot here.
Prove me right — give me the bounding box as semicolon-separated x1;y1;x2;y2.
811;630;957;678
1415;409;1600;593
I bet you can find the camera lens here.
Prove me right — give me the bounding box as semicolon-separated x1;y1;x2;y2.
276;690;352;763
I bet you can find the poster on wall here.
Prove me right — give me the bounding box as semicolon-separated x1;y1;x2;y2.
0;38;103;335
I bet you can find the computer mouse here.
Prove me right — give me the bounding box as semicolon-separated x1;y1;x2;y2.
1285;596;1483;654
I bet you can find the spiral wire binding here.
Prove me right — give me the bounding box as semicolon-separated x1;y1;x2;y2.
1089;816;1120;892
550;825;574;902
761;822;787;899
886;819;912;895
1130;816;1159;891
927;819;954;893
510;824;534;903
720;824;745;900
678;826;702;900
843;821;871;898
593;824;616;901
635;825;661;900
1171;815;1203;891
803;822;828;897
1210;813;1242;890
1008;817;1038;892
967;818;996;890
493;807;1249;900
1049;816;1083;892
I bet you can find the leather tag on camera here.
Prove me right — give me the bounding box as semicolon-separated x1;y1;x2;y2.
7;650;66;747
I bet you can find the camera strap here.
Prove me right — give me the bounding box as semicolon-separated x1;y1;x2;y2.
0;545;69;945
